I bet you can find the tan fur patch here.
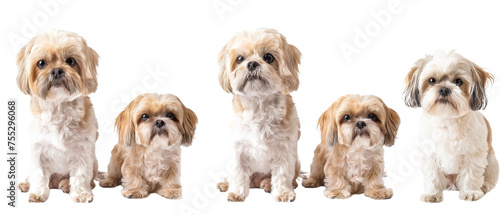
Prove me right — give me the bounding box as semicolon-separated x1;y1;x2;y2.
484;116;493;152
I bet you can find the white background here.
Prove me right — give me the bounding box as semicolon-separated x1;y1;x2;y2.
1;0;500;214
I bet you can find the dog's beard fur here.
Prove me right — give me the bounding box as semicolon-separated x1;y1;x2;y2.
234;64;277;97
136;117;182;147
434;97;458;110
237;69;270;93
420;85;470;118
339;119;384;147
35;72;81;100
352;127;371;140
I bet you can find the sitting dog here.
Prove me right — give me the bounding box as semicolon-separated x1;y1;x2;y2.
99;93;197;199
302;95;400;200
16;30;100;203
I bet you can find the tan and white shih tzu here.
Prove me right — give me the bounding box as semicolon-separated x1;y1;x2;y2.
99;93;198;199
302;95;400;200
404;50;498;202
215;28;302;202
16;30;99;202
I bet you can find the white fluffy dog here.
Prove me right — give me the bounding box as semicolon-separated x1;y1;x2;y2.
216;28;302;202
16;30;99;203
404;50;498;202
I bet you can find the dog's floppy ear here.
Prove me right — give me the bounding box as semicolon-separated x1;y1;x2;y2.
80;36;99;95
318;97;344;147
279;35;301;94
181;107;198;146
403;56;431;108
469;61;494;111
383;106;401;147
115;96;143;147
16;37;37;95
218;43;233;93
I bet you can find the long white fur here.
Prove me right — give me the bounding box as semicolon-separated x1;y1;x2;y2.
419;111;494;200
228;93;300;201
415;50;498;202
28;95;98;202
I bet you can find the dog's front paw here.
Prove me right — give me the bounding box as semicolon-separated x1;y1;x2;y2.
99;179;120;188
59;179;70;193
421;193;443;203
228;192;246;202
459;191;484;201
260;178;272;193
28;193;47;203
158;186;182;199
302;178;322;188
272;189;296;202
217;181;228;192
324;189;351;199
481;183;494;194
365;188;393;200
122;188;149;199
19;182;30;192
71;191;93;203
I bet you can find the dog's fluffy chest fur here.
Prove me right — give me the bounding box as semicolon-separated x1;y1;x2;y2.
230;93;299;173
238;96;287;140
344;138;384;183
33;97;97;147
142;138;181;182
30;96;98;173
421;111;488;174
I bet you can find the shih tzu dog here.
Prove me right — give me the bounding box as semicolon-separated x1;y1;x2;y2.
215;28;302;202
99;93;198;199
302;95;400;199
404;50;498;202
16;30;99;203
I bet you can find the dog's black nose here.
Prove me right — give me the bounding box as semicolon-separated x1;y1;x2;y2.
247;61;260;71
154;120;165;128
50;68;64;79
355;121;366;129
438;87;451;97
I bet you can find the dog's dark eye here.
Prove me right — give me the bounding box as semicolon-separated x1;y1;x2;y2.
343;115;350;122
263;53;274;64
236;56;245;64
428;78;436;85
454;78;463;87
368;113;377;121
141;114;149;121
66;58;76;67
166;113;176;120
37;60;46;69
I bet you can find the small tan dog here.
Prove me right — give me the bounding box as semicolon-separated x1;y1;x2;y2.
16;30;99;203
302;95;400;200
99;93;197;199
